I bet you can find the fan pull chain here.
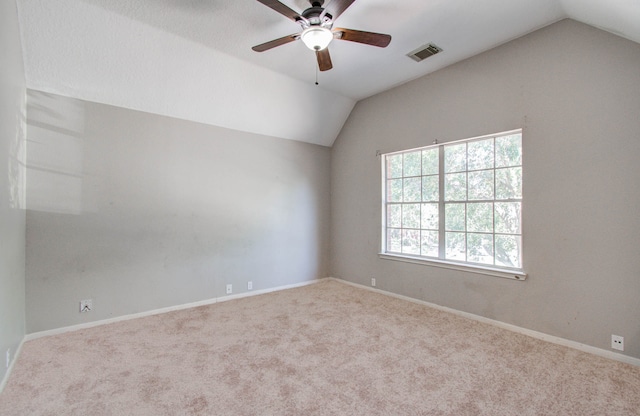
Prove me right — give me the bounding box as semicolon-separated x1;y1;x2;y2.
315;64;319;85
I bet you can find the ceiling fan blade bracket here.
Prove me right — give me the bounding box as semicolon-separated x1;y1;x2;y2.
296;16;311;28
321;11;333;21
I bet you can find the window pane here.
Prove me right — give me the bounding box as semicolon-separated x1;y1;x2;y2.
402;229;420;255
421;203;439;230
495;134;522;168
445;173;466;201
422;175;439;202
445;143;466;173
422;148;439;175
421;231;439;257
495;202;521;234
403;177;421;202
402;203;420;229
387;204;401;228
387;228;401;252
388;179;402;202
467;233;494;265
445;232;466;261
495;235;521;268
445;203;465;231
383;130;522;272
387;154;403;178
468;139;494;170
467;202;493;233
403;151;421;177
495;167;522;199
468;170;494;200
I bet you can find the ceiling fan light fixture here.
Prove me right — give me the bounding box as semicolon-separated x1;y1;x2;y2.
301;26;333;51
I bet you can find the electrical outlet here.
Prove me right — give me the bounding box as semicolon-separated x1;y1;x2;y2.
79;299;92;313
226;284;232;294
247;281;253;290
371;277;376;287
612;335;624;351
5;349;10;369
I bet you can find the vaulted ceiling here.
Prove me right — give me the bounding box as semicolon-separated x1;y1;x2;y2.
16;0;640;146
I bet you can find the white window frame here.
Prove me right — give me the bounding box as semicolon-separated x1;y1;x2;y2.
379;129;526;281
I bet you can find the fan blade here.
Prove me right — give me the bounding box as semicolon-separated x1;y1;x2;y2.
321;0;356;21
316;49;333;71
334;28;391;47
252;33;300;52
256;0;303;23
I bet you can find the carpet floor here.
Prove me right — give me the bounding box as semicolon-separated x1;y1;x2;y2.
1;279;639;415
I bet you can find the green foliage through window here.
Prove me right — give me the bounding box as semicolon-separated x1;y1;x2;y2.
383;130;523;270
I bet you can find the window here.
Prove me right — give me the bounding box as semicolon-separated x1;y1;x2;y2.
381;130;524;279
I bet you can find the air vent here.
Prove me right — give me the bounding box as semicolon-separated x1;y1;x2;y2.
407;43;443;62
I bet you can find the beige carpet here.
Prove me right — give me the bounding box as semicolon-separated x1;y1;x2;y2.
1;279;638;415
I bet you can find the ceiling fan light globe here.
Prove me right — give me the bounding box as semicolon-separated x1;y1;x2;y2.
301;27;333;51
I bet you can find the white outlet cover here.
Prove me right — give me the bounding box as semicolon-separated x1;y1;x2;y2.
248;281;253;290
612;335;624;351
226;284;232;294
6;349;10;368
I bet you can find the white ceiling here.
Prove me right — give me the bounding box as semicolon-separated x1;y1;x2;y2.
16;0;640;146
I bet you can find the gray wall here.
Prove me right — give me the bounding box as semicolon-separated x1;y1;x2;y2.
25;92;331;332
331;20;640;359
0;0;27;383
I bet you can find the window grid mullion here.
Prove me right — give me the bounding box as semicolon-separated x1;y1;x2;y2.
438;145;446;260
419;151;423;256
492;137;497;266
465;141;469;263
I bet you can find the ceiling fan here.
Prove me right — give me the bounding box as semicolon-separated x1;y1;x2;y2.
252;0;391;71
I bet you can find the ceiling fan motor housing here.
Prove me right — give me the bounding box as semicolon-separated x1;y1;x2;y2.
301;6;332;28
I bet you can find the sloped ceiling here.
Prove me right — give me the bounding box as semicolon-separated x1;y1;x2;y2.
16;0;640;146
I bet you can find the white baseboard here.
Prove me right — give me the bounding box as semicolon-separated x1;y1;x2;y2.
330;277;640;367
25;278;328;342
0;337;26;394
19;275;638;375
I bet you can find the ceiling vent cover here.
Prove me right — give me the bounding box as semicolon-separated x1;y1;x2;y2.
407;43;443;62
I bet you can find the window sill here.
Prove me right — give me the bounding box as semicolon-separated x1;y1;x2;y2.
378;253;527;281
